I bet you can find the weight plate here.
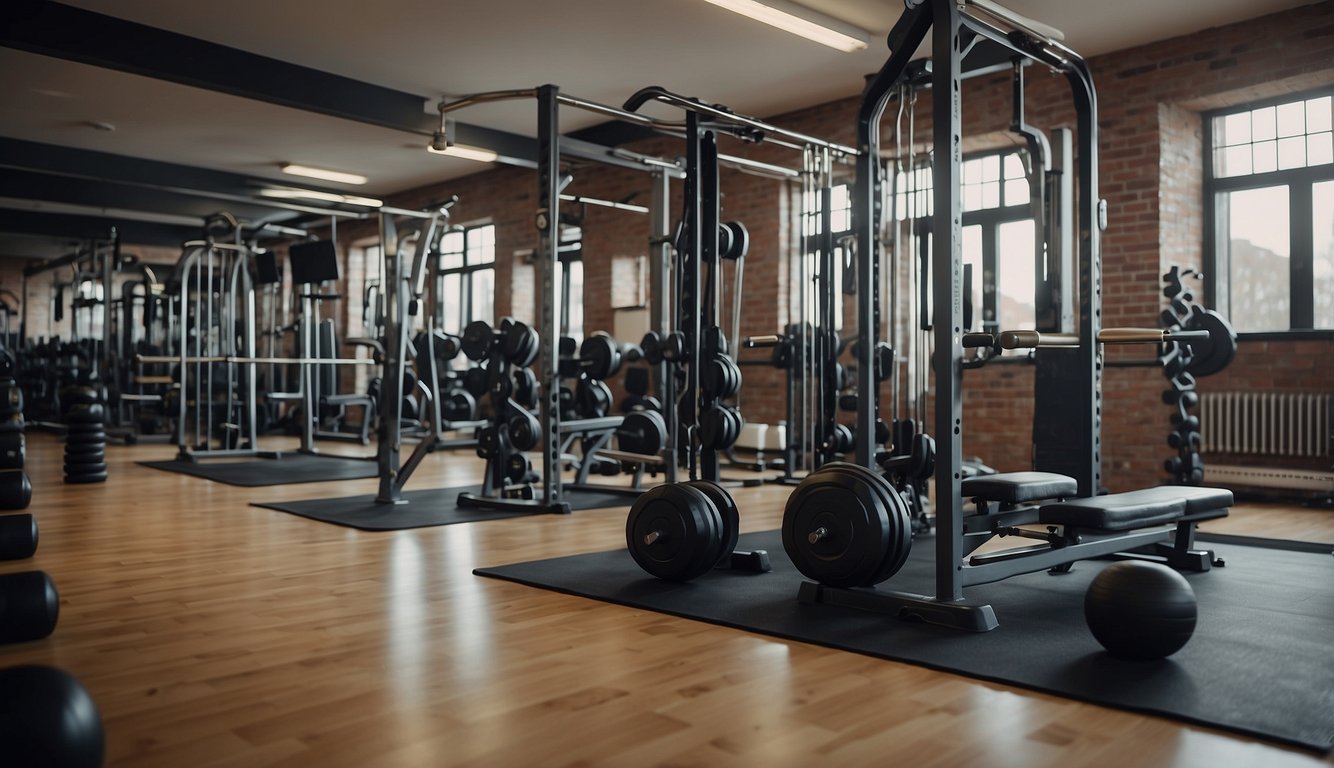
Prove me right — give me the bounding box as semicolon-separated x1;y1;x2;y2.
512;368;539;411
461;320;495;361
462;367;488;398
617;410;667;456
721;221;750;261
0;413;25;433
782;462;895;588
65;403;106;424
503;322;540;368
575;379;613;419
1184;308;1237;378
64;471;108;484
0;471;32;510
640;332;664;365
64;462;108;474
684;480;739;567
580;334;621;381
626;483;723;582
443;389;479;423
507;408;541;452
65;432;107;446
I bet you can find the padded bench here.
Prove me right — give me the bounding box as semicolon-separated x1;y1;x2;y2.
961;471;1078;504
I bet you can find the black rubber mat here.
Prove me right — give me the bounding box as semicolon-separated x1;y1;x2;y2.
252;486;637;530
140;453;380;486
476;530;1334;752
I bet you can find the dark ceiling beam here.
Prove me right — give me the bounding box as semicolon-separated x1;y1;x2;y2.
0;210;196;251
0;0;542;164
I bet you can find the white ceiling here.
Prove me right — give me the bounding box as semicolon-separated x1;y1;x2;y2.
0;0;1315;251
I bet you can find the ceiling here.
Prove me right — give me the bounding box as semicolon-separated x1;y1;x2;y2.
0;0;1312;259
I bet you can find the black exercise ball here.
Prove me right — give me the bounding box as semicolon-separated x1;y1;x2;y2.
0;665;105;767
1084;561;1197;660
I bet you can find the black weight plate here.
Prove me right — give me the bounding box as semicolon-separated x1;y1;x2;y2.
617;410;667;455
640;332;664;365
461;320;494;361
63;451;105;465
721;221;750;261
503;323;540;368
63;441;104;456
0;471;31;510
684;480;739;567
0;413;25;433
64;471;108;484
64;462;108;474
575;379;612;419
836;462;913;584
626;483;722;582
65;403;106;424
507;408;541;452
462;367;488;398
65;431;107;446
1184;308;1237;378
443;389;479;423
781;462;893;588
698;405;727;449
512;368;539;411
580;334;621;381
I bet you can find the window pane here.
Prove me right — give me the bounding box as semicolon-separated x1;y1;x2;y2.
1315;181;1334;328
1003;153;1026;179
1225;185;1289;331
470;270;494;325
981;154;1001;182
441;274;462;336
1004;178;1030;207
1252;106;1277;142
1218;112;1251;145
1308;96;1333;133
472;225;496;265
963;157;983;185
1277;136;1306;170
1252;140;1277;174
962;225;984;329
1309;133;1333;166
1276;101;1305;138
1221;145;1252;177
963;182;983;212
997;220;1036;331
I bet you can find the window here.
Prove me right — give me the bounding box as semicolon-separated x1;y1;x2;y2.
896;150;1038;339
1207;91;1334;332
436;223;496;337
555;225;584;343
801;183;853;331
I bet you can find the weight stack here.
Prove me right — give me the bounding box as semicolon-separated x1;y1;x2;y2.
64;395;108;485
1159;268;1203;485
0;375;30;510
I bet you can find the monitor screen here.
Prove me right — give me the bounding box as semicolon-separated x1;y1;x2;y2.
288;240;340;285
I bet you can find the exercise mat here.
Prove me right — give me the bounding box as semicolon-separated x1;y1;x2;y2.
476;530;1334;752
140;453;379;486
252;486;638;530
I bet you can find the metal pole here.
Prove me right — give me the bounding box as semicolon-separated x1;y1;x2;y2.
537;84;563;508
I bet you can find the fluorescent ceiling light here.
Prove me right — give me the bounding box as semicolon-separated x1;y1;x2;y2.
279;163;368;185
426;144;499;163
259;187;383;208
702;0;868;52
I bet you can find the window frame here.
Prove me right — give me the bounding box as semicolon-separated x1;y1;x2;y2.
1203;87;1334;335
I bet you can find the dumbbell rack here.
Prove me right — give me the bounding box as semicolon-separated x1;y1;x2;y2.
1160;267;1204;484
456;318;571;514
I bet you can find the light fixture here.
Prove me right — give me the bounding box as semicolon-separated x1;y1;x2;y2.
259;187;383;208
701;0;869;52
428;114;499;164
279;163;368;186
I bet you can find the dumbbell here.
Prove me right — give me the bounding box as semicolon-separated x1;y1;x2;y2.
0;570;59;644
0;469;32;510
626;480;770;582
560;333;622;382
0;513;37;560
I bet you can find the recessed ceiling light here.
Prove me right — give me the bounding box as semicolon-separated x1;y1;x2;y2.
701;0;868;52
279;163;368;185
426;144;499;163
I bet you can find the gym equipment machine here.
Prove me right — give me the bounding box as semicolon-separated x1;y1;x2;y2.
782;0;1234;631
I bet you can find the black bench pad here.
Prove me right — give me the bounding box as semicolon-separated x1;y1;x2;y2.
1092;485;1233;520
961;471;1079;504
1040;493;1185;531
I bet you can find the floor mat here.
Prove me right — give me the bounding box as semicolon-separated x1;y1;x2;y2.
140;453;379;486
476;530;1334;751
252;485;638;530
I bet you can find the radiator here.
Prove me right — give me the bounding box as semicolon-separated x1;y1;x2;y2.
1199;392;1331;458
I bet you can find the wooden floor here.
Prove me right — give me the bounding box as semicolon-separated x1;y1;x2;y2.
3;431;1331;767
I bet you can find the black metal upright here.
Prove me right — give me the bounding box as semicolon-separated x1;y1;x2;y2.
537;84;563;508
930;0;966;603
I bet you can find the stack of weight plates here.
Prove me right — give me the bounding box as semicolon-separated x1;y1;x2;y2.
64;390;107;484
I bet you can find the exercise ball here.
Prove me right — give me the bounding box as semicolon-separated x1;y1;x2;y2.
1084;561;1197;660
0;665;105;767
